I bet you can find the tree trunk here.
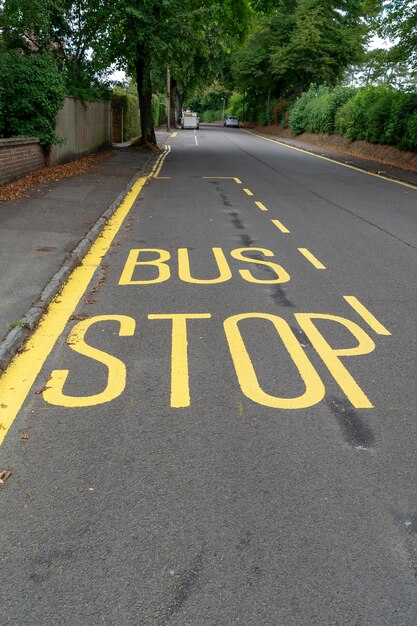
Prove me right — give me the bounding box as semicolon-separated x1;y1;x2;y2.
135;49;156;145
170;79;178;128
174;86;183;126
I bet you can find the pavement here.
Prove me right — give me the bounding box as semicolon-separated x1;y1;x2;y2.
0;126;416;374
0;132;169;371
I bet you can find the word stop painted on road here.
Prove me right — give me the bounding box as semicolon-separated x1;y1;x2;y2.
43;309;388;410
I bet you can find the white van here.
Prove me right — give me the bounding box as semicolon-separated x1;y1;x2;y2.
181;111;199;129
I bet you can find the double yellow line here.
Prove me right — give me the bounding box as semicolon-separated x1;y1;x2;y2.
0;176;149;445
152;145;171;179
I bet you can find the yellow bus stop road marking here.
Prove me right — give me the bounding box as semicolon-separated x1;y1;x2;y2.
0;176;149;446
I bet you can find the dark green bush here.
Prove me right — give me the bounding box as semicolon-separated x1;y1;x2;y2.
320;86;357;134
335;86;417;149
0;50;65;146
288;85;327;135
112;91;141;140
401;111;417;151
290;85;356;135
152;94;167;128
201;109;223;122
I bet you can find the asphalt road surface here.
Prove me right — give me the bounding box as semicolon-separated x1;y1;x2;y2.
1;125;417;625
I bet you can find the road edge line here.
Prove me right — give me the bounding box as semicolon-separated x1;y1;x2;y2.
242;129;417;191
0;172;153;445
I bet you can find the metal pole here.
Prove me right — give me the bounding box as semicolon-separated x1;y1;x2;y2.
167;65;171;132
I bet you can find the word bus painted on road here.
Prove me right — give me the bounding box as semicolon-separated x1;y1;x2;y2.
118;248;290;284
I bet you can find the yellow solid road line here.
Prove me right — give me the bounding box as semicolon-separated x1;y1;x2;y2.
153;145;171;178
242;129;417;191
344;296;391;336
0;176;148;446
298;248;326;269
271;219;290;234
154;146;171;177
255;201;268;211
243;188;254;196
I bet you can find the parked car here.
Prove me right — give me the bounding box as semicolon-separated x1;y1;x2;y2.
224;116;239;128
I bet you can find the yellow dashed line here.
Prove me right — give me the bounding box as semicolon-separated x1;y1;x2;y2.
255;201;268;212
243;188;253;196
271;219;290;234
298;248;326;269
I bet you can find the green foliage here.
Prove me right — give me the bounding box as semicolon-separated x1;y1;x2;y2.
199;109;222;122
402;111;417;151
0;50;65;146
335;86;417;148
227;92;245;118
288;82;417;151
292;85;356;134
379;0;417;70
8;320;30;329
289;85;324;134
152;94;167;128
112;90;140;140
230;0;366;105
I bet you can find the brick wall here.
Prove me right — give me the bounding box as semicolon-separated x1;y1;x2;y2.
0;138;45;185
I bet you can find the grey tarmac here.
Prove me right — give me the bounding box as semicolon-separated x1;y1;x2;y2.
0;124;417;625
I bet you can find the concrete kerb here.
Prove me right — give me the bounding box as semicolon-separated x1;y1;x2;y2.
0;150;156;375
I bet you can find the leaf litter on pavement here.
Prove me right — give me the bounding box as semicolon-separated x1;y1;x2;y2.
0;151;111;203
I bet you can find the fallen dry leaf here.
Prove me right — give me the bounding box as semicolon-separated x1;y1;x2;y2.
21;432;30;440
0;151;112;202
0;470;12;484
34;385;50;395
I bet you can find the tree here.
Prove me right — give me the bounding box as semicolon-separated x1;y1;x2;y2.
91;0;250;145
271;0;367;93
0;0;112;100
379;1;417;69
229;0;367;109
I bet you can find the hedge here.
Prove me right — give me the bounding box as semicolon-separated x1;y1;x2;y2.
289;83;417;152
112;91;140;141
